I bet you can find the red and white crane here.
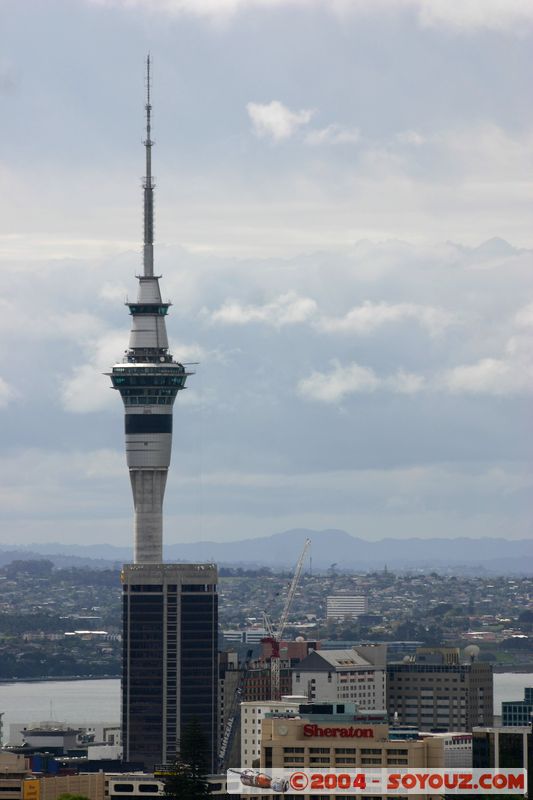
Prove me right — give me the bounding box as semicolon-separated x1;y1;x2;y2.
262;538;311;700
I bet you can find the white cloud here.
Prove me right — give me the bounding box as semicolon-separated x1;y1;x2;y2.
85;0;533;33
396;130;426;146
442;355;533;396
209;291;318;326
60;330;126;413
514;302;533;328
247;101;314;142
297;360;380;403
100;281;128;303
414;0;533;32
305;124;360;146
389;369;426;394
317;301;454;336
0;377;15;408
297;360;431;403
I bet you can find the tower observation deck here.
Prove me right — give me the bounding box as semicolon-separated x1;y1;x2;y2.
109;56;191;564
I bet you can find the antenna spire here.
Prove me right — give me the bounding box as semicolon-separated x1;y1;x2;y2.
143;54;154;277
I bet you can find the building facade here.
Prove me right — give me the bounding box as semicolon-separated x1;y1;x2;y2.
387;649;493;731
240;699;306;768
121;563;218;770
292;646;387;710
256;703;446;800
326;596;368;620
0;753;30;800
502;686;533;726
473;726;532;798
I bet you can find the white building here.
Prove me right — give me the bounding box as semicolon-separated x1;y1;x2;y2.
223;628;268;643
292;646;386;710
326;595;367;619
421;732;473;767
240;697;306;767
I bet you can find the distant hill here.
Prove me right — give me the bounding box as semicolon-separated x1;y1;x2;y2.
1;529;532;573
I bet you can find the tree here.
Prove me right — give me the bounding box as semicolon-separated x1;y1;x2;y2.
163;719;211;800
56;794;91;800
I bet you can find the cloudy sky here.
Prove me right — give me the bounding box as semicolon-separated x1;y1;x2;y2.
1;0;532;551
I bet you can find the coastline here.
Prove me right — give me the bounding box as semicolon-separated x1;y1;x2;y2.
0;674;120;685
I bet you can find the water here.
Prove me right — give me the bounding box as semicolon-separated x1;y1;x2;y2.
0;679;120;742
493;672;532;714
0;673;530;744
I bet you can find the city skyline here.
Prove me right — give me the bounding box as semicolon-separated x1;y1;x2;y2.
1;0;532;549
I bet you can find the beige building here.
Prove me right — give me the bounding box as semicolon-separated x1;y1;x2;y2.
23;773;105;800
293;646;387;710
0;752;31;800
387;649;493;731
241;698;306;767
257;704;445;800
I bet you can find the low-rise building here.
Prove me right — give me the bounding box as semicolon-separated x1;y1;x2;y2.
23;772;105;800
420;732;472;767
0;752;31;800
257;702;446;799
292;645;387;710
241;697;307;768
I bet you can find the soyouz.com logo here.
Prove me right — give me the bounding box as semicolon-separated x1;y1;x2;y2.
227;768;527;794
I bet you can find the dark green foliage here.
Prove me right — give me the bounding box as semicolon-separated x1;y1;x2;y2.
56;793;91;800
163;720;211;800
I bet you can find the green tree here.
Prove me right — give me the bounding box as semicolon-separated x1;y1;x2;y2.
56;794;91;800
163;719;211;800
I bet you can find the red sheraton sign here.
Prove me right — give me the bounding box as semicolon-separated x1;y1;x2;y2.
303;724;374;738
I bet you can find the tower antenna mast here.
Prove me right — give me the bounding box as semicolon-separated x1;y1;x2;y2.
143;54;154;277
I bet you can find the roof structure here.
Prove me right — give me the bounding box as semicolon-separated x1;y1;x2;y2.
296;649;372;672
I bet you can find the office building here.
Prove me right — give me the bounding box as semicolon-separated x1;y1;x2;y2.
387;647;493;731
251;702;446;800
243;660;293;702
121;564;217;770
22;773;105;800
326;595;368;620
420;732;472;766
0;753;30;800
473;726;532;798
502;686;533;726
292;645;387;709
240;698;305;767
110;59;218;770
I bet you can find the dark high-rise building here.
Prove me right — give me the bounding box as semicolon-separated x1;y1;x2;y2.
111;58;218;771
122;564;218;770
473;726;532;798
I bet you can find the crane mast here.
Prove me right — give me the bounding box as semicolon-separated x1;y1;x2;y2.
262;538;311;700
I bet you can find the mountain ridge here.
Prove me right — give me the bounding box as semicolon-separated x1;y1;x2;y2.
1;529;531;573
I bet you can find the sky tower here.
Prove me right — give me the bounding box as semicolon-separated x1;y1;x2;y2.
109;55;191;564
109;59;218;770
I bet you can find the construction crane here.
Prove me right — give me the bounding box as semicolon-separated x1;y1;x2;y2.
217;648;253;773
262;538;311;701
